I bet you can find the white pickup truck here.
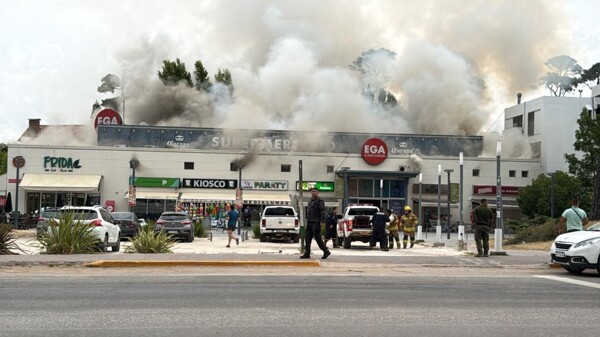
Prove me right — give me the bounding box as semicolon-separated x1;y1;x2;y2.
336;205;380;249
259;206;300;243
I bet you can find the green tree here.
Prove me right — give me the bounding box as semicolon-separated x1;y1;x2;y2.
565;107;600;219
0;143;7;175
194;60;212;92
158;58;193;87
539;55;583;96
516;171;588;218
575;62;600;89
214;68;234;94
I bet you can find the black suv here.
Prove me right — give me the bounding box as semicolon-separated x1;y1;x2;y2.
111;212;141;238
155;212;194;242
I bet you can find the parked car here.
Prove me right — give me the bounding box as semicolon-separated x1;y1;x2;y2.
36;207;60;238
550;225;600;274
138;218;148;227
111;211;141;238
337;204;380;249
155;212;194;242
259;206;299;242
51;206;121;252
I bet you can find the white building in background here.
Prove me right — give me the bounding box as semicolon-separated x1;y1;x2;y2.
504;87;600;174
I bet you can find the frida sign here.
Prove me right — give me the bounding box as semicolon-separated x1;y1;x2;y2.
44;156;82;171
94;108;123;129
361;138;388;165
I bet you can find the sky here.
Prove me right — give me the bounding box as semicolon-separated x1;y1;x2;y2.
1;0;599;145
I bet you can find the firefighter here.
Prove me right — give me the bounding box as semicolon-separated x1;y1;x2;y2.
400;205;418;248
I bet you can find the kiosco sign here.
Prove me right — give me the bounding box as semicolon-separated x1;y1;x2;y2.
94;108;123;129
361;138;388;165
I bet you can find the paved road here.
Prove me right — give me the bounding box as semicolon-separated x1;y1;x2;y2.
1;269;599;337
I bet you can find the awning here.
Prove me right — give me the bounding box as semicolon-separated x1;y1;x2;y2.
125;191;179;200
20;174;103;192
242;193;291;205
179;192;235;203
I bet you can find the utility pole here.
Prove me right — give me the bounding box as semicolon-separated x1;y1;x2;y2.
299;160;305;253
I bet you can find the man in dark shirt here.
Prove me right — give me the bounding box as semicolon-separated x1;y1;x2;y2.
301;188;331;259
470;198;494;257
370;209;389;251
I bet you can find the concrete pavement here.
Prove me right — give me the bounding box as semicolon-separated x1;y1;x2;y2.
2;229;552;269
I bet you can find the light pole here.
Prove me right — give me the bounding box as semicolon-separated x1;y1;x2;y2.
493;140;505;255
237;165;244;236
416;173;423;242
436;165;442;244
444;169;454;240
458;152;465;244
129;159;139;212
549;172;555;218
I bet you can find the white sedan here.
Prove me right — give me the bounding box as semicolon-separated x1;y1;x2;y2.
551;224;600;274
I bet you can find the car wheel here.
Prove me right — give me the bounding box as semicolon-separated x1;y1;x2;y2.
187;232;194;242
343;237;351;249
562;265;584;274
336;237;343;247
112;239;120;252
260;234;266;242
98;235;108;253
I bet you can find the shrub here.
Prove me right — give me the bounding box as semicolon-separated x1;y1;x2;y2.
0;224;23;255
38;212;102;254
125;224;174;253
505;220;559;244
251;224;260;239
194;218;206;238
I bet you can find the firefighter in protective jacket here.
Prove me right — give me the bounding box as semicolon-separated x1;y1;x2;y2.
399;205;418;248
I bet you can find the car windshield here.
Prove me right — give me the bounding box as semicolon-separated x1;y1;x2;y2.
348;208;378;216
112;212;133;220
57;210;98;220
263;208;295;216
41;210;59;218
160;214;188;221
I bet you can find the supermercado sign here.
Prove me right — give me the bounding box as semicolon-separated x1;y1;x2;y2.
182;178;238;189
473;185;520;195
296;181;335;191
132;177;180;188
241;180;288;190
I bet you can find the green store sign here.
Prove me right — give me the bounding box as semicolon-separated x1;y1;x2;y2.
131;177;180;188
296;181;335;191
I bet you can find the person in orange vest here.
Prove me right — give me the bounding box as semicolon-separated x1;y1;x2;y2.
399;205;418;248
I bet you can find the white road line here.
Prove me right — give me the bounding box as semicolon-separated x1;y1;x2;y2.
534;275;600;289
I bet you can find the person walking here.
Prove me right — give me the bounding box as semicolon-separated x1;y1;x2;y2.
370;209;389;251
324;206;339;248
300;188;331;259
225;204;239;248
386;209;401;249
470;199;494;257
558;196;588;234
399;206;418;248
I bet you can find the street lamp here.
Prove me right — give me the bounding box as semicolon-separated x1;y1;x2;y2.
444;169;454;240
493;140;505;255
549;172;556;218
129;159;139;212
458;152;465;243
416;173;423;242
436;165;442;244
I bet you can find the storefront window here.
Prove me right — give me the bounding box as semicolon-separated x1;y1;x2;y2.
348;178;357;197
358;179;373;197
86;194;101;206
390;180;405;198
41;193;56;209
26;192;40;213
374;179;391;198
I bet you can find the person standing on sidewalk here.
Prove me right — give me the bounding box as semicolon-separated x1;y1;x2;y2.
386;209;400;249
399;206;418;248
324;206;339;248
470;199;494;257
225;204;239;248
300;188;331;259
558;196;588;234
370;209;389;251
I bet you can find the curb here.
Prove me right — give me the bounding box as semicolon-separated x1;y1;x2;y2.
84;260;321;268
548;262;562;269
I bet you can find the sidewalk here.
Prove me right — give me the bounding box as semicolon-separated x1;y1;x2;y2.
1;229;551;268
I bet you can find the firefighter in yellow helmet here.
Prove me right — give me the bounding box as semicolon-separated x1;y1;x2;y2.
399;205;418;248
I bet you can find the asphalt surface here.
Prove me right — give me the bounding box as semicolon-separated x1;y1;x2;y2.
1;272;599;337
2;229;553;269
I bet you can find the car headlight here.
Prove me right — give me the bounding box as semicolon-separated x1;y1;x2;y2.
573;237;600;248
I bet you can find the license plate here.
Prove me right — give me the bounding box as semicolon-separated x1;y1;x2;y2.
555;251;565;258
168;230;178;234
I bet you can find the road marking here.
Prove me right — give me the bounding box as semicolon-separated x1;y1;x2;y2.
534;275;600;289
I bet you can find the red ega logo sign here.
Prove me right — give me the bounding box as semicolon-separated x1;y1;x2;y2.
94;108;123;129
361;138;388;165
